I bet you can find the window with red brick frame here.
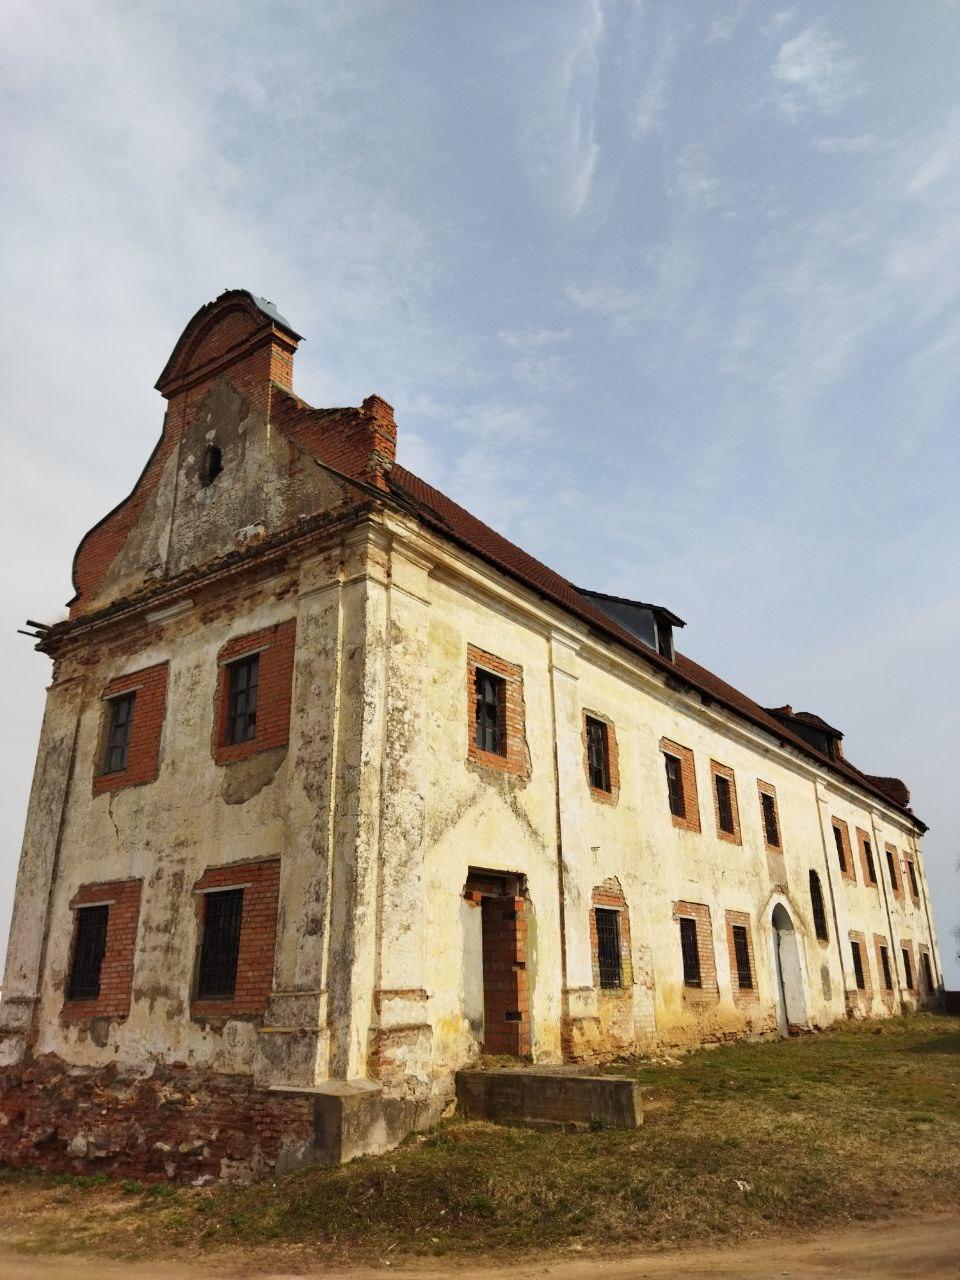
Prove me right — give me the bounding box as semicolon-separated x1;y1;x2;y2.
590;879;632;989
885;844;904;901
660;739;700;833
62;879;142;1020
725;910;758;1002
831;818;856;883
757;781;782;851
93;663;169;794
582;712;620;804
191;859;281;1018
710;761;741;844
466;644;529;779
213;620;296;765
856;828;879;888
672;900;718;1000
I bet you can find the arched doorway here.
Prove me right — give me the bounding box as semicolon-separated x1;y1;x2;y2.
772;904;806;1034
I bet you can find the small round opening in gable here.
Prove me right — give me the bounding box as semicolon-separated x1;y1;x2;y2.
201;444;223;487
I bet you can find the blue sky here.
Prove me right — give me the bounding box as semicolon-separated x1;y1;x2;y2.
1;0;958;981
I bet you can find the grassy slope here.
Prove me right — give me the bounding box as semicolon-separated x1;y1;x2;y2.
1;1015;958;1266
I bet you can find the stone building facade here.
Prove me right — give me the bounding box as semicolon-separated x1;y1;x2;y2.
0;291;943;1180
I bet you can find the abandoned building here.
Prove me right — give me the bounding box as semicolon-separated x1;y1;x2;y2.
0;289;943;1179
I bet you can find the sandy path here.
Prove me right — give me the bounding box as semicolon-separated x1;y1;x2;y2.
0;1214;955;1279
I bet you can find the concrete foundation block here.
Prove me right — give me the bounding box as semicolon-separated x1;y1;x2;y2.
455;1068;642;1129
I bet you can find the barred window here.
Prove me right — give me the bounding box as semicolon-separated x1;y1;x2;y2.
851;939;865;990
680;917;701;988
586;717;611;792
886;848;900;893
833;824;847;873
595;907;622;988
226;655;259;745
761;792;780;848
102;693;135;774
863;839;877;885
907;860;920;899
901;947;913;990
880;944;893;991
732;924;753;990
665;754;685;819
196;889;244;1000
809;870;828;942
715;773;735;835
68;905;109;1001
475;669;506;756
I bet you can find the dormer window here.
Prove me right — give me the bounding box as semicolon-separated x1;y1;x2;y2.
201;444;223;487
575;590;684;663
655;619;674;661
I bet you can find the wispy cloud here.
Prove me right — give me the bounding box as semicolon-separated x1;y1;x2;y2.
706;0;751;43
634;25;678;135
811;133;879;155
671;144;730;211
522;0;604;217
772;22;864;119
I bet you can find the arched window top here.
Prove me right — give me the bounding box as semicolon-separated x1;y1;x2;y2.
201;444;223;487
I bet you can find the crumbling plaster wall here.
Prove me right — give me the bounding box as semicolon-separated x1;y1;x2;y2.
407;529;938;1072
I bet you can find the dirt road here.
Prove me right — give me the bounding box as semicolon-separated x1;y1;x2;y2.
0;1214;955;1279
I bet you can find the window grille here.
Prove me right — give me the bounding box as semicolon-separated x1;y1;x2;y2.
851;939;865;990
761;792;780;848
68;905;109;1001
197;889;244;1000
586;717;610;791
920;951;934;993
809;870;829;941
680;917;701;987
833;824;847;872
901;947;913;990
907;860;920;899
715;773;735;834
880;945;893;991
225;655;259;745
595;907;622;988
886;848;899;892
863;839;877;884
475;669;506;756
102;693;135;774
665;754;685;818
732;924;753;989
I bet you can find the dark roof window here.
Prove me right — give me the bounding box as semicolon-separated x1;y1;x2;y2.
576;590;685;662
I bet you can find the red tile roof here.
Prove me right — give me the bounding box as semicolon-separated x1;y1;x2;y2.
288;407;923;830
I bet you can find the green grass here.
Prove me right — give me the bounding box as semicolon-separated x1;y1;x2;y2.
0;1015;957;1265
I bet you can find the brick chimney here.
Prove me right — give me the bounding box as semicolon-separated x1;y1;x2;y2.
360;394;396;489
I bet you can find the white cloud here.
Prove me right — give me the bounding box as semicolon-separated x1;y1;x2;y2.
671;144;729;210
706;0;751;43
522;0;604;217
772;22;864;119
634;26;678;135
498;327;572;349
811;133;879;155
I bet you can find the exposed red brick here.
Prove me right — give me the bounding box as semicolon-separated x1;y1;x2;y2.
466;644;529;780
191;860;280;1018
92;662;168;795
581;710;620;805
673;900;718;1001
62;880;142;1021
710;759;742;845
212;619;296;765
660;738;700;833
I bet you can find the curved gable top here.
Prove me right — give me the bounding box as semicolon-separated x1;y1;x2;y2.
155;289;302;396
